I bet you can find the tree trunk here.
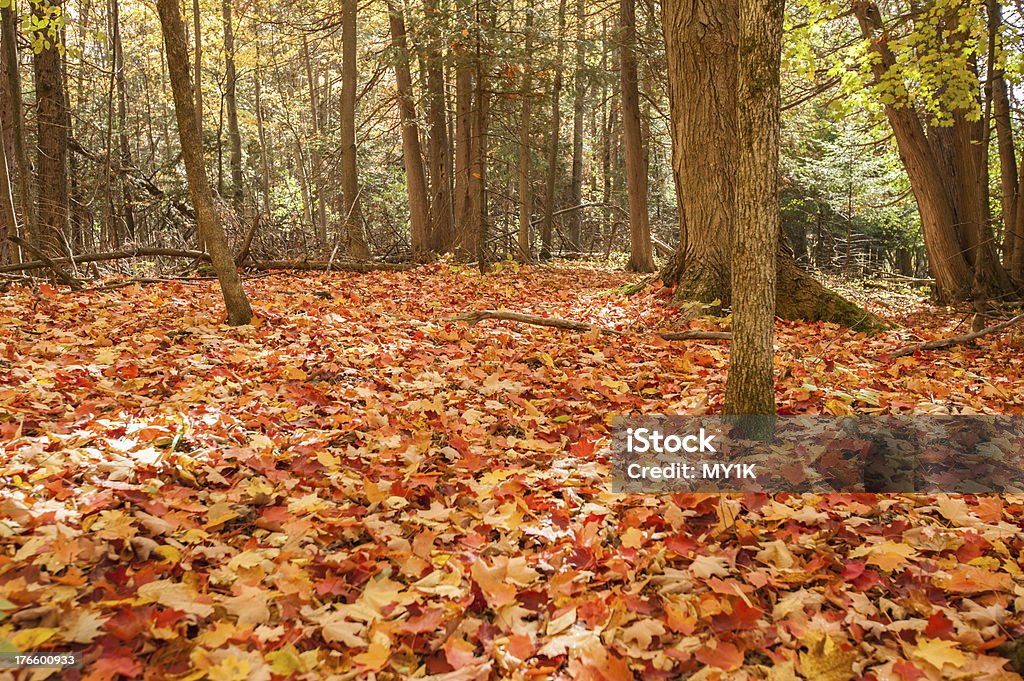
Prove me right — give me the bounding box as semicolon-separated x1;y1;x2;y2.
388;0;432;261
422;0;454;253
0;115;17;264
517;2;534;262
620;0;654;273
223;0;243;208
539;0;567;260
254;38;271;214
301;36;326;243
472;0;492;270
111;0;136;242
452;0;476;261
33;0;70;257
156;0;253;325
851;0;975;302
340;0;370;258
724;0;784;416
661;0;881;330
568;0;586;252
987;0;1017;276
2;3;38;248
192;0;202;131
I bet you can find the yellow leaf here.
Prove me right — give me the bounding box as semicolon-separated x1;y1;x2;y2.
621;527;645;549
10;627;58;649
354;641;390;670
798;633;856;681
154;545;181;565
265;645;309;675
911;637;966;671
284;366;308;380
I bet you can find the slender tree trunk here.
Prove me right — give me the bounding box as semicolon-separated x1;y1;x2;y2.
725;0;785;416
301;36;326;242
540;0;567;260
192;0;202;131
254;38;271;214
568;0;586;252
111;0;135;242
620;0;654;272
388;0;432;260
517;2;534;261
472;0;492;270
0;116;16;264
223;0;243;208
452;0;476;260
156;0;253;325
422;0;454;253
988;0;1017;277
33;0;70;257
341;0;370;258
2;3;38;247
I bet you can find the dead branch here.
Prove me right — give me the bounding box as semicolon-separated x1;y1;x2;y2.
889;311;1024;358
0;247;210;274
448;309;731;342
7;236;83;290
251;260;420;273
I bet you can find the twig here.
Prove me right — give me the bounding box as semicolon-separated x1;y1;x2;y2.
448;308;731;342
7;236;83;290
888;311;1024;358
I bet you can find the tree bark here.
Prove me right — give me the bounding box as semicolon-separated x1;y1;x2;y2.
724;0;784;416
3;6;37;248
0;116;17;264
422;0;454;253
517;2;534;262
987;0;1017;279
388;0;432;260
222;0;243;208
539;0;567;260
32;0;70;257
620;0;654;273
301;35;326;242
340;0;370;258
568;0;586;252
111;0;136;242
452;0;476;261
156;0;253;325
192;0;202;132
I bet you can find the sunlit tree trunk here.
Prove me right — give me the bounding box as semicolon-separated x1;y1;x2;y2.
156;0;253;325
725;0;784;416
33;0;70;256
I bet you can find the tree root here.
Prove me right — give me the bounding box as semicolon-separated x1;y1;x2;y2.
448;308;731;341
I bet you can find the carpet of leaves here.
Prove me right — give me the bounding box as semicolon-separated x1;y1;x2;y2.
3;263;1024;680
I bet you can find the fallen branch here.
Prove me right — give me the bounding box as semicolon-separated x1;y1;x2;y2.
889;311;1024;358
7;236;83;290
251;260;420;273
448;309;731;342
0;247;210;274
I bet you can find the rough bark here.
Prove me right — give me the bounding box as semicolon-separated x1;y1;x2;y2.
724;0;784;416
2;4;37;248
111;0;136;242
620;0;654;273
660;0;882;331
422;0;454;253
33;0;70;257
988;0;1018;278
340;0;371;258
388;0;432;260
156;0;253;325
0;116;16;264
223;0;243;208
539;0;567;260
452;0;476;261
192;0;202;131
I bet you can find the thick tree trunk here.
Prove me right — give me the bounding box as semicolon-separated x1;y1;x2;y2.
517;2;534;262
661;0;881;331
156;0;253;325
223;0;243;208
725;0;784;416
568;0;586;252
422;0;454;253
851;0;976;302
539;0;567;260
340;0;370;258
33;0;70;257
620;0;654;273
388;0;432;261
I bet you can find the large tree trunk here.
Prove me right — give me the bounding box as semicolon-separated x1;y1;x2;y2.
539;0;567;260
388;0;432;261
517;1;534;262
223;0;243;208
2;3;37;250
725;0;784;416
619;0;654;273
661;0;881;330
33;0;70;257
156;0;253;325
340;0;370;258
422;0;454;253
567;0;586;252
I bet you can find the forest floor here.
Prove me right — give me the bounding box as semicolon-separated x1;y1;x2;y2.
2;263;1024;680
